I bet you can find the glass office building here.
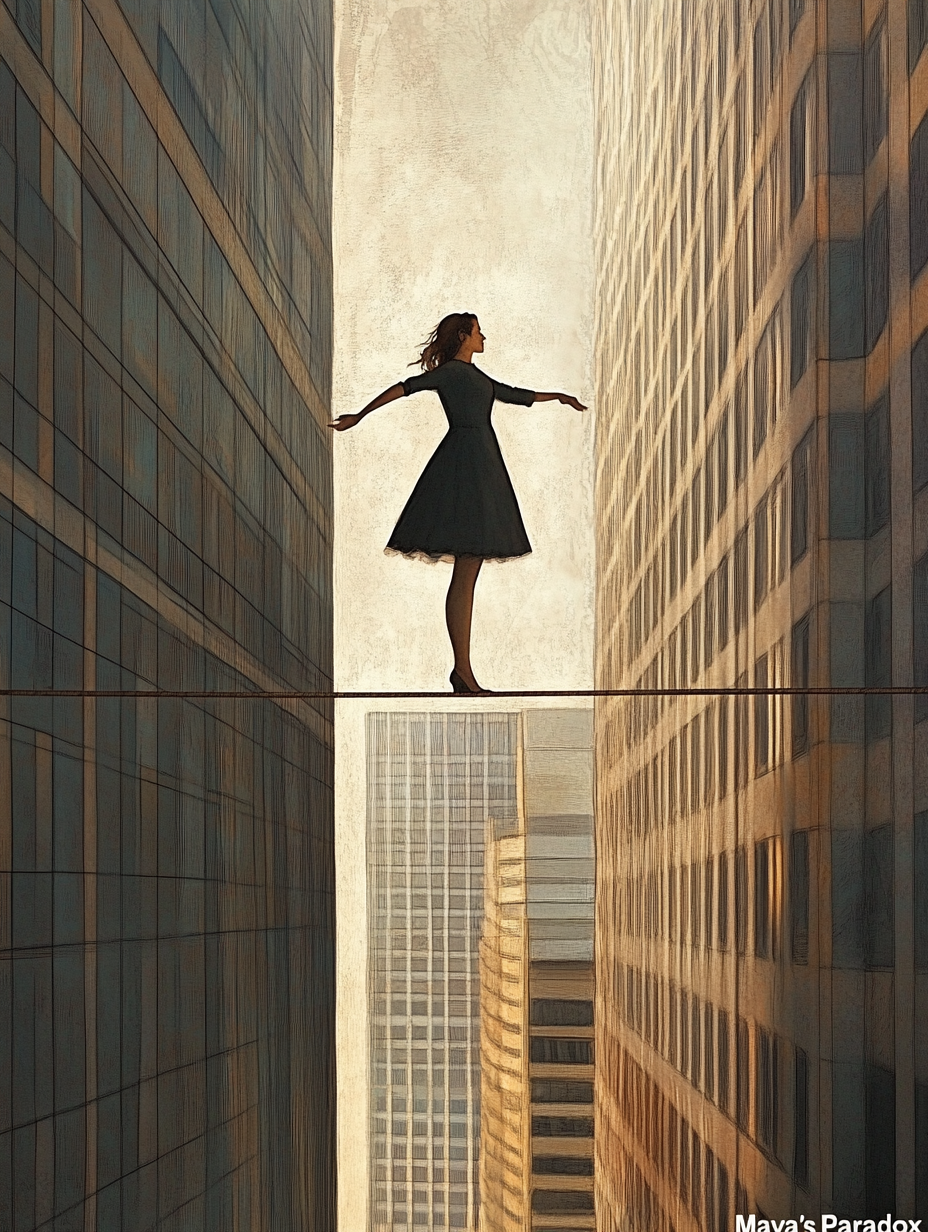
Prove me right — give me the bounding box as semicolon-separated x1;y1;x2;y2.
1;2;335;1228
366;710;519;1231
480;708;595;1232
593;0;927;1225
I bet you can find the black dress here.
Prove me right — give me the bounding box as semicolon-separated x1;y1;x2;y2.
386;359;536;563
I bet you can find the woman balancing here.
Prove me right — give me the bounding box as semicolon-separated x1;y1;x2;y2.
328;313;586;694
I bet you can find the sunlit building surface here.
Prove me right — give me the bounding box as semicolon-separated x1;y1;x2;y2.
593;0;927;1225
481;708;595;1232
367;711;519;1231
1;2;334;1228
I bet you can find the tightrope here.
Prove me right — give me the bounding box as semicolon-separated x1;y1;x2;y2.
0;687;925;699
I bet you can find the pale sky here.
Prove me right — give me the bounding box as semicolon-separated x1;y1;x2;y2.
331;2;595;1225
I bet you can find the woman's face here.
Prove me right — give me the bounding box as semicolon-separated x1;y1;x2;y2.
465;319;485;353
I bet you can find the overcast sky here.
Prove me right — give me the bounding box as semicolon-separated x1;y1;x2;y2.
331;1;595;1223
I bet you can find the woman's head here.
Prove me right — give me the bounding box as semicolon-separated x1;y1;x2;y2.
415;313;483;370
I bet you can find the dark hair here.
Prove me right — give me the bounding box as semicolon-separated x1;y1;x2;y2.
413;313;477;370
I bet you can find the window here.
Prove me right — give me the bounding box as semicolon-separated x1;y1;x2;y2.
531;1080;593;1104
704;1001;715;1100
917;552;928;724
861;396;891;545
754;12;771;135
690;862;701;946
794;1047;810;1186
754;142;782;301
791;613;811;757
691;995;702;1086
734;365;749;484
754;502;769;611
865;195;889;351
790;251;814;386
718;850;730;948
866;1064;897;1213
829;52;863;174
865;824;894;967
717;1162;731;1232
864;586;893;746
679;1116;691;1202
530;999;593;1027
912;114;928;281
759;640;784;770
705;1146;718;1232
680;990;690;1078
531;1190;594;1213
830;238;866;358
829;415;865;538
864;17;888;164
530;1038;593;1065
736;1017;751;1130
691;1128;702;1218
756;1028;779;1156
753;305;783;455
754;838;776;958
735;672;749;790
910;0;928;72
916;811;928;968
790;70;814;215
691;468;703;565
737;1181;749;1217
717;1009;731;1113
532;1156;593;1177
735;218;749;343
912;330;928;492
705;856;715;948
735;846;748;954
531;1115;593;1138
717;557;731;657
717;407;731;517
734;76;746;187
719;268;730;385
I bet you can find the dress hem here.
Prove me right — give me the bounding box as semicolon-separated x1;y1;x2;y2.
384;546;532;566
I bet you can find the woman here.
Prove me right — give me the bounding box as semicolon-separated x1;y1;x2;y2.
329;313;586;694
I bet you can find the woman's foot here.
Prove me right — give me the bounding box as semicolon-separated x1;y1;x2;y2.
449;669;491;695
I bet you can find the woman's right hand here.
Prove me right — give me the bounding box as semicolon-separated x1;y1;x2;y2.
328;413;362;431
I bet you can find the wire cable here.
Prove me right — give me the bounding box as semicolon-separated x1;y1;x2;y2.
0;686;925;699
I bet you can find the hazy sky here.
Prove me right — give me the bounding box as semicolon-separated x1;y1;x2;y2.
331;1;595;1224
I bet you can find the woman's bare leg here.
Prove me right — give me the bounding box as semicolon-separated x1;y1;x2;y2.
446;554;484;689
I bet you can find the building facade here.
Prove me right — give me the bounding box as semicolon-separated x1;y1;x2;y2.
367;710;520;1231
593;0;928;1226
480;708;596;1232
1;2;335;1228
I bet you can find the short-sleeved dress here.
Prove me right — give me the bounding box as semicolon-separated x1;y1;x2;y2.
386;359;536;563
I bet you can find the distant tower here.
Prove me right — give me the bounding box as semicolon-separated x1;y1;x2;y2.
480;708;596;1232
366;711;519;1231
593;0;926;1224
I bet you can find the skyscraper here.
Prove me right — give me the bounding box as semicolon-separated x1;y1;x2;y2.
1;2;335;1227
593;0;927;1225
481;708;595;1232
366;710;519;1232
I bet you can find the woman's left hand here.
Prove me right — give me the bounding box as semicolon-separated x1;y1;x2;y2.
560;394;587;412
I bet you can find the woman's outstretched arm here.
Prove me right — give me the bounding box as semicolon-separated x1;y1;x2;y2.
533;392;588;411
328;382;405;431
